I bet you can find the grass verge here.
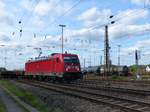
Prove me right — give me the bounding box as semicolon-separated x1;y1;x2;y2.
0;98;7;112
0;80;63;112
3;88;29;112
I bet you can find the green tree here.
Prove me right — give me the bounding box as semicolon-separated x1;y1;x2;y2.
130;65;137;73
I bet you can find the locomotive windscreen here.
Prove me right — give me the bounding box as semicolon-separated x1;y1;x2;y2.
64;56;79;63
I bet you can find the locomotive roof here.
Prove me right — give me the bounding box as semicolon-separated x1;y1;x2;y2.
26;53;78;63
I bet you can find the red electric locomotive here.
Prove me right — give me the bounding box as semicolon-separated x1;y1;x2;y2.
25;53;82;81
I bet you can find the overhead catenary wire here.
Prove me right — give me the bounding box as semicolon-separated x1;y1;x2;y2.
19;0;148;40
78;7;150;46
12;0;149;37
52;0;82;23
24;0;62;30
17;0;82;39
86;8;148;32
10;0;41;38
19;0;39;24
20;0;41;35
40;0;83;33
13;1;150;50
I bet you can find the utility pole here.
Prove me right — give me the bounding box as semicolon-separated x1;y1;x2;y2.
59;24;66;54
118;45;121;66
103;16;115;79
135;50;140;79
100;55;102;65
0;45;6;68
4;49;7;69
89;55;91;67
94;53;95;66
84;58;85;69
118;45;121;75
104;25;110;78
100;55;102;76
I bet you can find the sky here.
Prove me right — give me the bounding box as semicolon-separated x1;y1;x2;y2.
0;0;150;70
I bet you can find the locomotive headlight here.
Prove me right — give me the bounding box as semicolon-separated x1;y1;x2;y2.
68;66;71;69
75;66;79;71
66;68;68;71
66;66;70;71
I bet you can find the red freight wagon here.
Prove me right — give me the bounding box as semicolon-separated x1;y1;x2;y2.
25;53;82;81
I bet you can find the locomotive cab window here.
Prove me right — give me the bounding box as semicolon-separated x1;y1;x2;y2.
64;56;79;63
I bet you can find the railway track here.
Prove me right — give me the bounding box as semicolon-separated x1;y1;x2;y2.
64;82;150;96
82;80;150;86
18;80;150;112
77;80;150;92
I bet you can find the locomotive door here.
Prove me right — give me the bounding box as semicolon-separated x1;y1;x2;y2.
52;57;54;74
54;58;61;75
54;58;58;73
53;58;56;73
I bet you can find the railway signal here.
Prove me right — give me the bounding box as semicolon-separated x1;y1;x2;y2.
19;20;21;24
20;28;22;38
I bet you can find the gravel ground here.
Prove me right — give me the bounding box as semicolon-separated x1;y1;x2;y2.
0;86;25;112
86;81;150;90
75;84;150;103
12;81;124;112
108;83;150;90
80;81;150;103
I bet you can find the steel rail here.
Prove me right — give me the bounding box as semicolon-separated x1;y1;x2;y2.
18;80;150;112
82;79;150;85
68;82;150;96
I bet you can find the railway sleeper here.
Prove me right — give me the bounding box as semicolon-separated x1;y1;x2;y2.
117;102;131;106
19;80;150;112
111;101;123;104
127;104;141;108
137;107;150;111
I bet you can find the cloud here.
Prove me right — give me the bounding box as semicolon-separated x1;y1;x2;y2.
33;0;71;16
121;39;150;55
0;1;5;10
109;9;149;39
78;7;112;27
22;33;95;54
130;0;145;5
0;16;14;26
136;39;150;48
64;21;150;42
109;24;150;39
0;1;13;26
1;0;150;68
21;0;34;11
34;1;51;16
77;8;149;40
115;9;148;25
130;0;150;7
65;28;104;41
78;8;148;27
21;0;72;28
0;32;11;42
67;24;150;41
32;16;45;28
21;35;61;54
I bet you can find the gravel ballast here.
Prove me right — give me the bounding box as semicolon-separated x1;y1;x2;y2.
12;80;123;112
